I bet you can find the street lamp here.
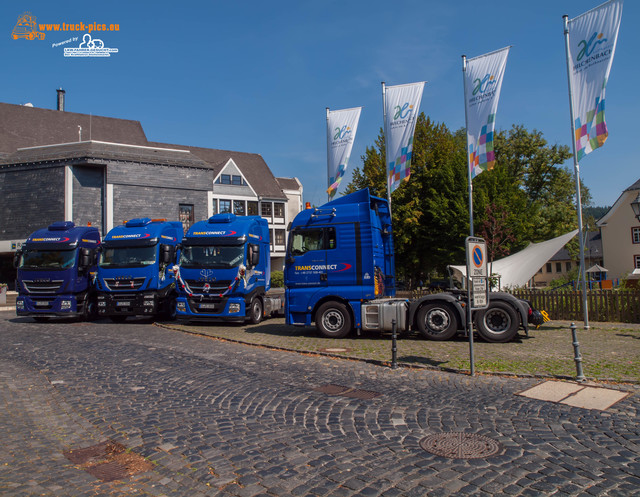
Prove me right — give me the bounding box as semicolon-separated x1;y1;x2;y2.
631;191;640;222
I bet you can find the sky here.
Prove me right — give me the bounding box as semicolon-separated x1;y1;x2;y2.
1;0;637;210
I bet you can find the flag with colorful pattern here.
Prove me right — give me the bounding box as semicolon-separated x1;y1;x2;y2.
384;82;425;194
464;46;510;180
326;107;362;199
567;0;623;161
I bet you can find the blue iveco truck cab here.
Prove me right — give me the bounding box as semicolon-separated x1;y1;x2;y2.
96;218;183;321
285;188;536;342
175;213;283;322
14;221;101;321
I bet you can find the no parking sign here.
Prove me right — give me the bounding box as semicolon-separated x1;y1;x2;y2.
466;237;488;309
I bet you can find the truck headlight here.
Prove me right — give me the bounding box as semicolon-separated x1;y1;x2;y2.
177;301;186;312
16;300;25;310
61;300;72;310
98;301;106;307
229;303;240;313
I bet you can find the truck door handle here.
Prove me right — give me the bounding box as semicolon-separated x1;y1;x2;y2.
320;274;327;282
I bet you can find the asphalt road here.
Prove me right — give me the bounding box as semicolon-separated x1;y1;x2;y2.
1;311;639;496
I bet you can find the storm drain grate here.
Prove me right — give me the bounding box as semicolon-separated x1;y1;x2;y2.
419;432;503;460
63;440;153;482
313;384;382;399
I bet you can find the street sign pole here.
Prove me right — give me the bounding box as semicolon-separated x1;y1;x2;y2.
466;237;488;376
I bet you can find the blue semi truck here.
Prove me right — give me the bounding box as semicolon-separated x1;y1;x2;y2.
175;213;283;322
285;188;539;342
14;221;101;321
95;218;183;322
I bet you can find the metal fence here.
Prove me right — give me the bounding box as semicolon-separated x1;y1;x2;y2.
397;289;640;323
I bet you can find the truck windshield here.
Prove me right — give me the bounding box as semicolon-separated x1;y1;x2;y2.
180;245;244;269
19;249;77;270
99;245;157;268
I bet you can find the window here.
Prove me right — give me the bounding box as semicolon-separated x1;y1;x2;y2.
289;228;336;256
219;200;231;214
556;262;562;273
215;174;246;186
261;202;272;217
275;229;286;245
633;227;640;244
179;204;194;233
274;203;285;218
546;263;552;273
233;200;245;216
247;201;258;216
211;199;217;216
635;255;640;269
566;261;572;271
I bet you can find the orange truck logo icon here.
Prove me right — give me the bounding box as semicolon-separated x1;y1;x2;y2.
12;12;45;40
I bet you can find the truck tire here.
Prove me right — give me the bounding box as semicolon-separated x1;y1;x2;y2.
416;303;458;341
249;297;263;324
161;296;177;321
475;301;519;343
81;297;98;322
316;302;352;338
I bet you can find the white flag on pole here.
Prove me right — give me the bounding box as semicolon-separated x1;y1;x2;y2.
567;0;623;161
326;107;362;199
464;46;510;180
384;82;425;193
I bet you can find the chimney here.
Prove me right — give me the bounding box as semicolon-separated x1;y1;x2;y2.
56;88;65;111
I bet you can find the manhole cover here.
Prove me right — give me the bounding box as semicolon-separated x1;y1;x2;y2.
419;433;503;459
63;440;153;481
313;384;350;395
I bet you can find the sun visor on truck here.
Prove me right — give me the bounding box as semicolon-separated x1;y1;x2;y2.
183;234;247;246
102;237;158;248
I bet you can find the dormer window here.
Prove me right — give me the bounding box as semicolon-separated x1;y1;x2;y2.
216;174;246;186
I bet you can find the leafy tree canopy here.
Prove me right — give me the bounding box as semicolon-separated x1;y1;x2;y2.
345;115;587;281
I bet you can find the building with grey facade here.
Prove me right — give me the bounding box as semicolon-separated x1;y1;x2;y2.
0;97;302;286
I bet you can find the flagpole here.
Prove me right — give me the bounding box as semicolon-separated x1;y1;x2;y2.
462;55;474;238
381;81;392;219
563;14;590;330
326;107;331;202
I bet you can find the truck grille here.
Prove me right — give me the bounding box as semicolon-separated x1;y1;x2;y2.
103;277;146;291
184;279;232;294
22;280;64;294
187;296;227;314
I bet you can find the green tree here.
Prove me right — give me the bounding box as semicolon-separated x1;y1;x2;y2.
345;117;582;279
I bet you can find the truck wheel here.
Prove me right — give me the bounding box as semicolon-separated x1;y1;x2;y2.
475;301;519;343
416;303;457;341
249;298;263;324
81;297;98;322
316;302;352;338
110;315;127;323
162;296;177;321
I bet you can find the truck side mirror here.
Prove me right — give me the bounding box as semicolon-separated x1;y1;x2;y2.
79;247;92;268
250;244;260;267
160;244;175;264
13;250;23;268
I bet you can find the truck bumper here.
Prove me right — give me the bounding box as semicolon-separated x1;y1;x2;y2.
16;294;82;317
97;291;159;317
176;295;246;320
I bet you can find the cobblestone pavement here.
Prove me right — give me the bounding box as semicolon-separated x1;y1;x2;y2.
1;311;639;496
